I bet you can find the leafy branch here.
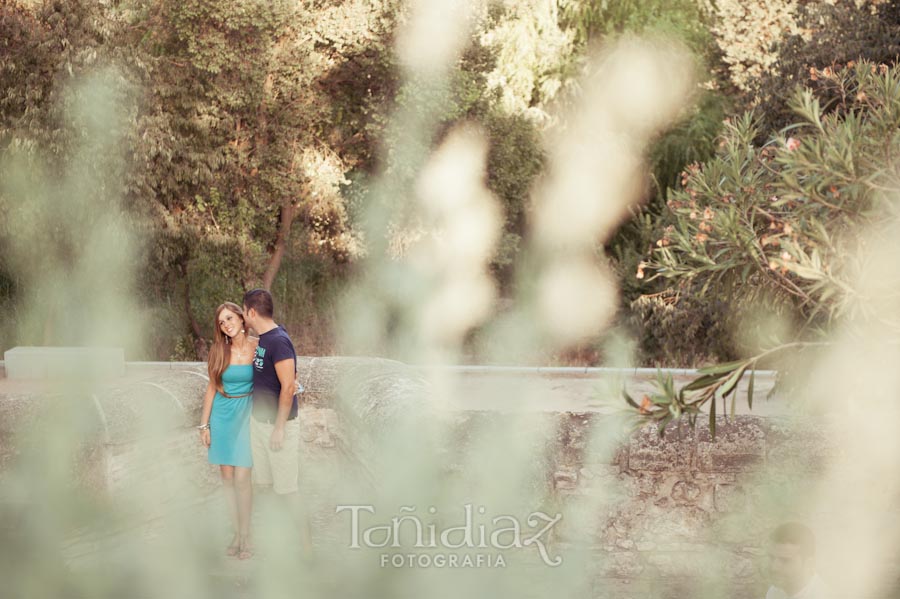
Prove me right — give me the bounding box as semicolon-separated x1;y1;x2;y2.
623;341;830;438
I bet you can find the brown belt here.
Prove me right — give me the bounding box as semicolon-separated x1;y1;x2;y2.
219;390;253;399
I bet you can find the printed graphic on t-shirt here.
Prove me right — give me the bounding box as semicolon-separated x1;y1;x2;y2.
253;346;266;371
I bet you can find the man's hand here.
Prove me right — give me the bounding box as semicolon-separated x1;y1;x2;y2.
270;426;285;451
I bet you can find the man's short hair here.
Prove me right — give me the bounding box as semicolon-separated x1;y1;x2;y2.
243;288;274;318
771;522;815;558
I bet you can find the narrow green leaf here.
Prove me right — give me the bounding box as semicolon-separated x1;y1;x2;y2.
650;394;671;406
664;373;675;398
623;388;640;410
657;413;672;437
669;401;682;418
719;363;749;398
709;393;716;439
697;359;747;375
730;387;737;419
683;372;729;391
747;368;755;410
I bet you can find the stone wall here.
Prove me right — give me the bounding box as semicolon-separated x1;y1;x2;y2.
288;360;833;597
0;358;836;597
548;414;833;598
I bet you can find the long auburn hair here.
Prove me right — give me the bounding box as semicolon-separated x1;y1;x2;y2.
207;302;245;392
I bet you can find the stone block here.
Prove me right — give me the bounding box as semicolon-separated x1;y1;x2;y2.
670;480;701;504
577;464;625;502
766;418;835;473
641;505;710;543
554;468;578;490
630;471;665;497
299;406;339;448
626;424;694;472
696;417;765;472
714;483;749;512
645;550;710;578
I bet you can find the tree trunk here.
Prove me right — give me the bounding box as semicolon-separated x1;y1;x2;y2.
255;36;295;291
261;199;295;290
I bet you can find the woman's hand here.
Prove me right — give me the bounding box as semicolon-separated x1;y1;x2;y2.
200;428;211;447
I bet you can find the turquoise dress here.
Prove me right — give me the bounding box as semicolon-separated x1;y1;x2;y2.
208;364;254;467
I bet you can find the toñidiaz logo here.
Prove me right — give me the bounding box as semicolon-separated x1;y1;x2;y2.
335;503;563;568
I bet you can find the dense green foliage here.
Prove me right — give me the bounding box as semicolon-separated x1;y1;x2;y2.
624;0;900;366
647;75;897;321
2;0;900;366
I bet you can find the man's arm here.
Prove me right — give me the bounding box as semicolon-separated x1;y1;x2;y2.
269;357;296;450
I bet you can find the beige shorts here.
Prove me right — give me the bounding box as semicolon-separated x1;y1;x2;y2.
250;415;300;494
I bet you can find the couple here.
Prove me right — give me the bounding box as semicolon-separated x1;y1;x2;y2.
197;288;302;560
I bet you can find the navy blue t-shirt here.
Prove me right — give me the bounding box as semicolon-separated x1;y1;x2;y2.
251;325;298;421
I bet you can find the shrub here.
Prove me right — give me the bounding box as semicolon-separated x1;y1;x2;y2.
642;62;900;330
752;0;900;130
627;61;900;429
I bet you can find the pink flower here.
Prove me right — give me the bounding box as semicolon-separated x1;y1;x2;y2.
786;137;801;151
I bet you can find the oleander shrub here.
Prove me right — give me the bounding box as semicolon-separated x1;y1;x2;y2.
640;61;900;346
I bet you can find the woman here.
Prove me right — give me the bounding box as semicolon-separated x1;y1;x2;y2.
198;302;257;559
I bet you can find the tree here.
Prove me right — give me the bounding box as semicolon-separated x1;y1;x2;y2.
0;0;395;356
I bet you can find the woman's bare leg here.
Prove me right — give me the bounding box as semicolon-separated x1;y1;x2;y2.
234;466;253;559
220;465;240;555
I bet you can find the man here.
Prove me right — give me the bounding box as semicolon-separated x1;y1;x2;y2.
242;288;311;557
243;288;300;494
766;522;829;599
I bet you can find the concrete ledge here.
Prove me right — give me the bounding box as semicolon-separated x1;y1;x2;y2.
409;364;777;378
3;347;125;380
125;361;206;372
